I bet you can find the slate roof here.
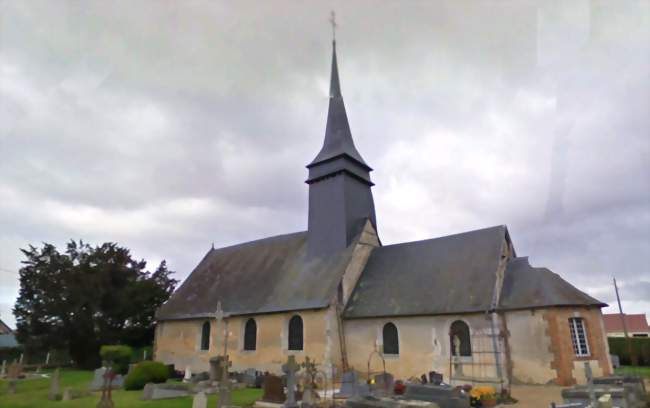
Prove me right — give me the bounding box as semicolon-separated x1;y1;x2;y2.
307;41;370;172
343;226;606;319
499;257;606;310
156;230;359;320
343;226;507;318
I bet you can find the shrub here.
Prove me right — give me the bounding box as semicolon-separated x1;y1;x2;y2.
100;345;133;375
124;360;170;390
608;337;650;366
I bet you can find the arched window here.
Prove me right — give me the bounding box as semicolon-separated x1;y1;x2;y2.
244;318;257;351
449;320;471;356
383;322;399;355
288;315;303;351
200;321;211;351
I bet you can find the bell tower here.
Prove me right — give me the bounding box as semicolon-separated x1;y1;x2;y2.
306;37;377;255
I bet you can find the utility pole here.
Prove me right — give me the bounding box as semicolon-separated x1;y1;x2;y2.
613;277;637;365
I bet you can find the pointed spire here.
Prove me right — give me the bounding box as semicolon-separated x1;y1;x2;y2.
307;39;371;171
330;41;341;98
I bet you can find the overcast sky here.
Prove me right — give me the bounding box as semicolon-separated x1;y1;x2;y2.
1;1;648;329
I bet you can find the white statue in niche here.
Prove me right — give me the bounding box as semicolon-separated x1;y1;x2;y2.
452;335;463;376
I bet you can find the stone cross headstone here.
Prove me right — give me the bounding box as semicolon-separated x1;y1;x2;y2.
96;368;116;408
8;378;17;394
209;356;223;381
8;361;22;379
193;391;208;408
48;368;61;400
301;357;319;407
216;355;233;408
262;374;286;403
183;366;192;383
282;355;301;408
7;361;20;394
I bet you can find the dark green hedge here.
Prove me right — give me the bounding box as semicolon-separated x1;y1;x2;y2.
100;345;133;375
124;360;170;390
608;337;650;366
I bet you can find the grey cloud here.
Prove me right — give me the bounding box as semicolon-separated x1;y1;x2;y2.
1;0;648;327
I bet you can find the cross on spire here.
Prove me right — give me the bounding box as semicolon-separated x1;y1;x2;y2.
329;11;337;42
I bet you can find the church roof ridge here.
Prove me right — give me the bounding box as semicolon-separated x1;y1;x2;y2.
208;230;307;253
379;225;507;249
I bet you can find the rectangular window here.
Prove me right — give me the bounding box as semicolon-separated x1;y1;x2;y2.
569;317;590;357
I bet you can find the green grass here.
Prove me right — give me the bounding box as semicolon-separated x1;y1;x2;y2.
614;365;650;379
0;369;263;408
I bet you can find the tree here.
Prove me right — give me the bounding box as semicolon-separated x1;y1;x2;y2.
13;241;178;369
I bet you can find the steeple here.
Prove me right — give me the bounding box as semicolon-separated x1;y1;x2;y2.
307;40;372;180
306;32;377;255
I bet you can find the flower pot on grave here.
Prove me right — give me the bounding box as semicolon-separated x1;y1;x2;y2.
481;398;497;407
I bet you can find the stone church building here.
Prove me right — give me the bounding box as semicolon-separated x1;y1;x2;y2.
154;41;612;387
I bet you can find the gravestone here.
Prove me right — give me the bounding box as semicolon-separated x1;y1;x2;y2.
373;373;394;396
242;368;258;387
599;394;613;408
282;355;301;408
48;368;61;400
96;369;116;408
403;384;470;408
141;382;192;400
610;355;620;369
45;352;51;366
209;356;224;381
184;366;193;383
90;367;124;390
217;355;233;408
1;360;6;377
142;383;156;400
254;371;265;388
336;371;370;399
593;375;647;399
193;391;208;408
301;357;319;407
8;378;17;394
262;374;286;403
62;387;72;401
346;396;441;408
8;361;23;379
428;372;442;385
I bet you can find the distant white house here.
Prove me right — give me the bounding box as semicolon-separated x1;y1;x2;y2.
0;318;19;348
603;313;650;337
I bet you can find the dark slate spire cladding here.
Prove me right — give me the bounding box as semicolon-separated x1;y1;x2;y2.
306;41;377;255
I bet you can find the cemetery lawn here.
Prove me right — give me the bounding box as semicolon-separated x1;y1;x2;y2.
0;368;263;408
614;365;650;378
